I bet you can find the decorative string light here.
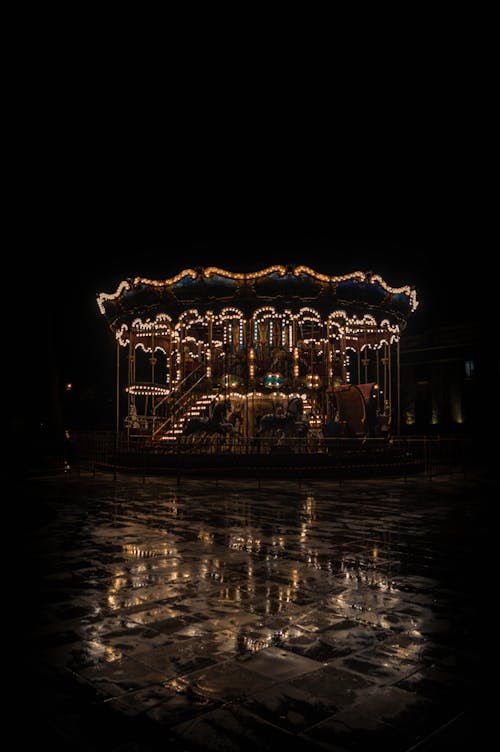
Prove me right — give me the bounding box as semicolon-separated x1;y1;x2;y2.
98;265;417;442
203;266;287;280
98;267;419;319
115;304;403;358
370;275;419;311
135;343;169;354
264;372;284;388
126;384;170;396
305;374;321;389
294;266;365;283
133;269;198;287
97;280;131;313
220;306;244;318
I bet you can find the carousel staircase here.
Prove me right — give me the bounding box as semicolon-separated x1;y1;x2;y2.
152;365;212;441
157;393;222;441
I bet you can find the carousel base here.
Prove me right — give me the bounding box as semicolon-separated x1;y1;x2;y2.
96;441;424;478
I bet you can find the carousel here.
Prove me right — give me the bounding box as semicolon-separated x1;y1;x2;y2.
97;265;418;453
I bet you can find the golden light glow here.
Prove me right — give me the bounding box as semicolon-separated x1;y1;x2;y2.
96;279;131;313
295;266;365;283
370;274;419;311
98;266;418;316
126;384;170;396
133;269;198;287
98;264;417;441
203;265;287;280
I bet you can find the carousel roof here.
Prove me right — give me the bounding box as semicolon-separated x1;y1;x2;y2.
97;265;418;330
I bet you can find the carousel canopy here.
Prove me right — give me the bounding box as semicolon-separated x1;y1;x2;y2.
97;265;418;330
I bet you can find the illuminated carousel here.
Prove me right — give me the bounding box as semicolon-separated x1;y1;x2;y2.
97;265;418;458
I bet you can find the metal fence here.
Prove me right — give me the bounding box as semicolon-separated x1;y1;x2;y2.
65;430;475;481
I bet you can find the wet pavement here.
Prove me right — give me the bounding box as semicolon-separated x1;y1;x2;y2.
22;471;489;750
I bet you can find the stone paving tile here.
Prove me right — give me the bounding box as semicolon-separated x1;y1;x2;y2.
394;665;475;703
340;654;419;684
286;664;375;708
135;634;227;676
313;618;392;658
240;680;343;734
171;703;322;752
104;681;222;725
280;629;344;663
27;473;487;750
238;645;323;681
112;603;189;627
176;659;277;702
308;682;478;749
293;607;346;633
303;711;413;751
145;686;222;729
103;684;176;718
78;655;167;697
41;638;125;671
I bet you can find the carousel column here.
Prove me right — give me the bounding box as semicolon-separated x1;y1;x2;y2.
180;323;185;382
340;332;347;383
376;348;381;411
127;332;136;442
388;342;392;419
207;314;213;387
397;339;401;435
362;350;369;383
165;328;172;389
115;339;120;444
320;323;326;420
327;328;337;422
150;330;157;436
292;319;298;390
170;346;175;388
362;330;369;383
246;319;253;441
251;318;258;440
322;324;328;424
310;335;314;387
326;322;331;389
222;320;228;400
381;343;389;418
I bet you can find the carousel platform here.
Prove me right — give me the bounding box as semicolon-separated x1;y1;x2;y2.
94;439;424;478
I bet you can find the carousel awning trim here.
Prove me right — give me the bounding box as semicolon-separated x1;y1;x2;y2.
97;266;418;317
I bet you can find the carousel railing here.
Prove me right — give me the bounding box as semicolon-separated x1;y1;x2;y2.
154;363;205;413
152;367;209;438
66;431;475;480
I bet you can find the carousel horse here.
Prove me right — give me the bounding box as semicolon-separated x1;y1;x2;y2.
257;397;309;438
183;398;235;438
228;407;243;432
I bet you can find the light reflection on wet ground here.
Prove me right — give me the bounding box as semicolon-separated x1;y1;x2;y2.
27;473;487;751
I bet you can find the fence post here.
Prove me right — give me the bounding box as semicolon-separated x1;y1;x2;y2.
427;437;433;480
